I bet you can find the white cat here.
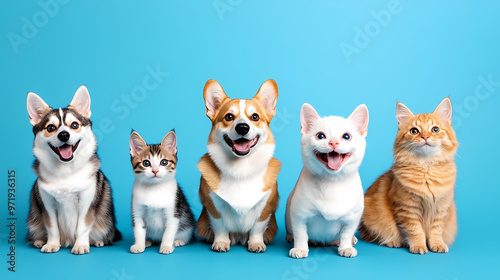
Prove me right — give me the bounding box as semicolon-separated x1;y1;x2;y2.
285;103;369;258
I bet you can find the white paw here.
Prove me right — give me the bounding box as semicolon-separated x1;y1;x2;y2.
248;242;266;253
145;240;153;247
41;243;60;253
289;248;308;259
92;241;105;247
159;245;174;255
33;240;45;248
71;244;90;255
211;241;230;252
338;247;357;258
130;244;145;254
174;239;186;247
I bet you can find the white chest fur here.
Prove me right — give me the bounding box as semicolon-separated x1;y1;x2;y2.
132;180;177;210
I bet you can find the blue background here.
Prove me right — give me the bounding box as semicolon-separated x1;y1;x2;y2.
1;1;499;279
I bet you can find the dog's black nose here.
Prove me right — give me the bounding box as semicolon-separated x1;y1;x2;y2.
58;131;70;142
235;123;250;135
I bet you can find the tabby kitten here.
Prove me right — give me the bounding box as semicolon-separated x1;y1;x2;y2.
129;130;195;254
359;97;458;254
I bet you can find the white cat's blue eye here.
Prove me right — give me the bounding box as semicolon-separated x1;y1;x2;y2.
342;133;351;141
316;132;326;140
160;159;168;166
142;160;151;167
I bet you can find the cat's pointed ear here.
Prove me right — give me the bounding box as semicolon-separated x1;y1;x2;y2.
348;104;369;137
204;79;229;121
433;97;452;125
69;85;91;118
300;103;320;134
161;130;177;155
396;102;414;129
27;92;52;126
130;131;147;157
253;79;278;119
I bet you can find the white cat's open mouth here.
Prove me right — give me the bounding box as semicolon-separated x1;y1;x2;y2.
49;141;80;162
224;135;259;156
315;150;351;171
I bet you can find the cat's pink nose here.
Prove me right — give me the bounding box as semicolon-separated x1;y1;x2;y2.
421;135;430;141
329;138;340;149
152;170;158;175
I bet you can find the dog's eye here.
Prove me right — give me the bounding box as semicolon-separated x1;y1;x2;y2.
431;126;440;133
71;122;79;129
316;132;326;140
251;113;259;121
342;133;351;141
142;160;151;167
47;124;56;133
160;159;168;166
224;113;234;121
409;128;420;135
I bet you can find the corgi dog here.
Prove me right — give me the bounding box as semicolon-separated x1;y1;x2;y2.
196;79;281;253
26;86;121;255
286;103;369;258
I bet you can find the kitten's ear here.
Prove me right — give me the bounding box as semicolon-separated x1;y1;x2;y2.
129;131;147;157
253;79;278;119
27;92;51;126
204;79;229;121
69;85;91;118
433;97;452;125
300;103;320;134
396;102;414;129
161;130;177;155
348;104;369;137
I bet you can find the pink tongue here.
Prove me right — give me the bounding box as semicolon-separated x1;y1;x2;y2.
58;145;73;159
233;141;251;152
327;152;342;170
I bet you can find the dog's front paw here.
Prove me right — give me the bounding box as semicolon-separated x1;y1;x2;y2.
211;241;230;252
338;247;357;258
130;244;145;254
285;234;293;243
174;239;186;247
33;240;45;248
159;245;174;255
41;243;60;253
71;244;90;255
91;241;105;247
409;244;428;255
248;242;266;253
289;248;308;259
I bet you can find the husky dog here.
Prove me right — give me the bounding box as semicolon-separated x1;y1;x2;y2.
26;85;121;255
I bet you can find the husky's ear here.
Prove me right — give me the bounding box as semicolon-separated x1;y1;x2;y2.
253;79;278;119
161;130;177;155
396;101;414;129
300;103;320;134
27;92;51;126
204;80;229;121
130;131;147;157
433;97;452;125
69;85;91;118
348;104;369;137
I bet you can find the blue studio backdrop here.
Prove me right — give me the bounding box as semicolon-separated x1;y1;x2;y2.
1;1;499;279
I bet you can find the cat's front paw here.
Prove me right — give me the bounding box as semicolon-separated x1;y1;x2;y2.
338;247;357;258
409;244;428;255
130;244;145;254
211;241;230;252
71;244;90;255
33;240;45;248
429;242;449;253
248;242;266;253
91;241;105;247
159;245;174;255
386;240;402;248
289;248;308;259
41;243;60;253
285;234;293;243
174;239;186;247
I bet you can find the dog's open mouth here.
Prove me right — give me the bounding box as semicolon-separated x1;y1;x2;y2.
224;135;259;156
315;150;352;171
49;141;80;162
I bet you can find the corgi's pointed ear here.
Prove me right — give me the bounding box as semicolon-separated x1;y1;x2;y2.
433;97;452;125
161;130;177;155
204;80;228;121
129;131;147;157
27;92;51;126
253;79;278;119
300;103;320;134
69;85;91;118
396;101;414;129
348;104;369;137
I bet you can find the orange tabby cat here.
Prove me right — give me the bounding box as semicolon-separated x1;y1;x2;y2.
359;97;458;254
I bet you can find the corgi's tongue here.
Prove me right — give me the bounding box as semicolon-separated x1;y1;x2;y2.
233;139;251;153
58;145;73;160
327;152;342;170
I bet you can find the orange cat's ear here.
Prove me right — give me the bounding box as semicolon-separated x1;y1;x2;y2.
396;102;414;129
300;103;320;134
130;131;147;157
433;97;452;125
348;104;369;137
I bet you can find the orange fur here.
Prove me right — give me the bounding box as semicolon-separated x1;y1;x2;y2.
360;98;458;254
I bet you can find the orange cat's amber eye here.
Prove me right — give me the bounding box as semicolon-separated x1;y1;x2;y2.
409;128;419;135
432;126;440;133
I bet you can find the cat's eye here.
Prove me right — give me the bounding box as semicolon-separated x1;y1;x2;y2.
431;126;440;133
46;124;56;133
251;113;259;121
316;132;326;140
71;122;79;129
224;113;234;122
160;159;168;166
342;133;351;141
409;128;419;135
142;160;151;167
